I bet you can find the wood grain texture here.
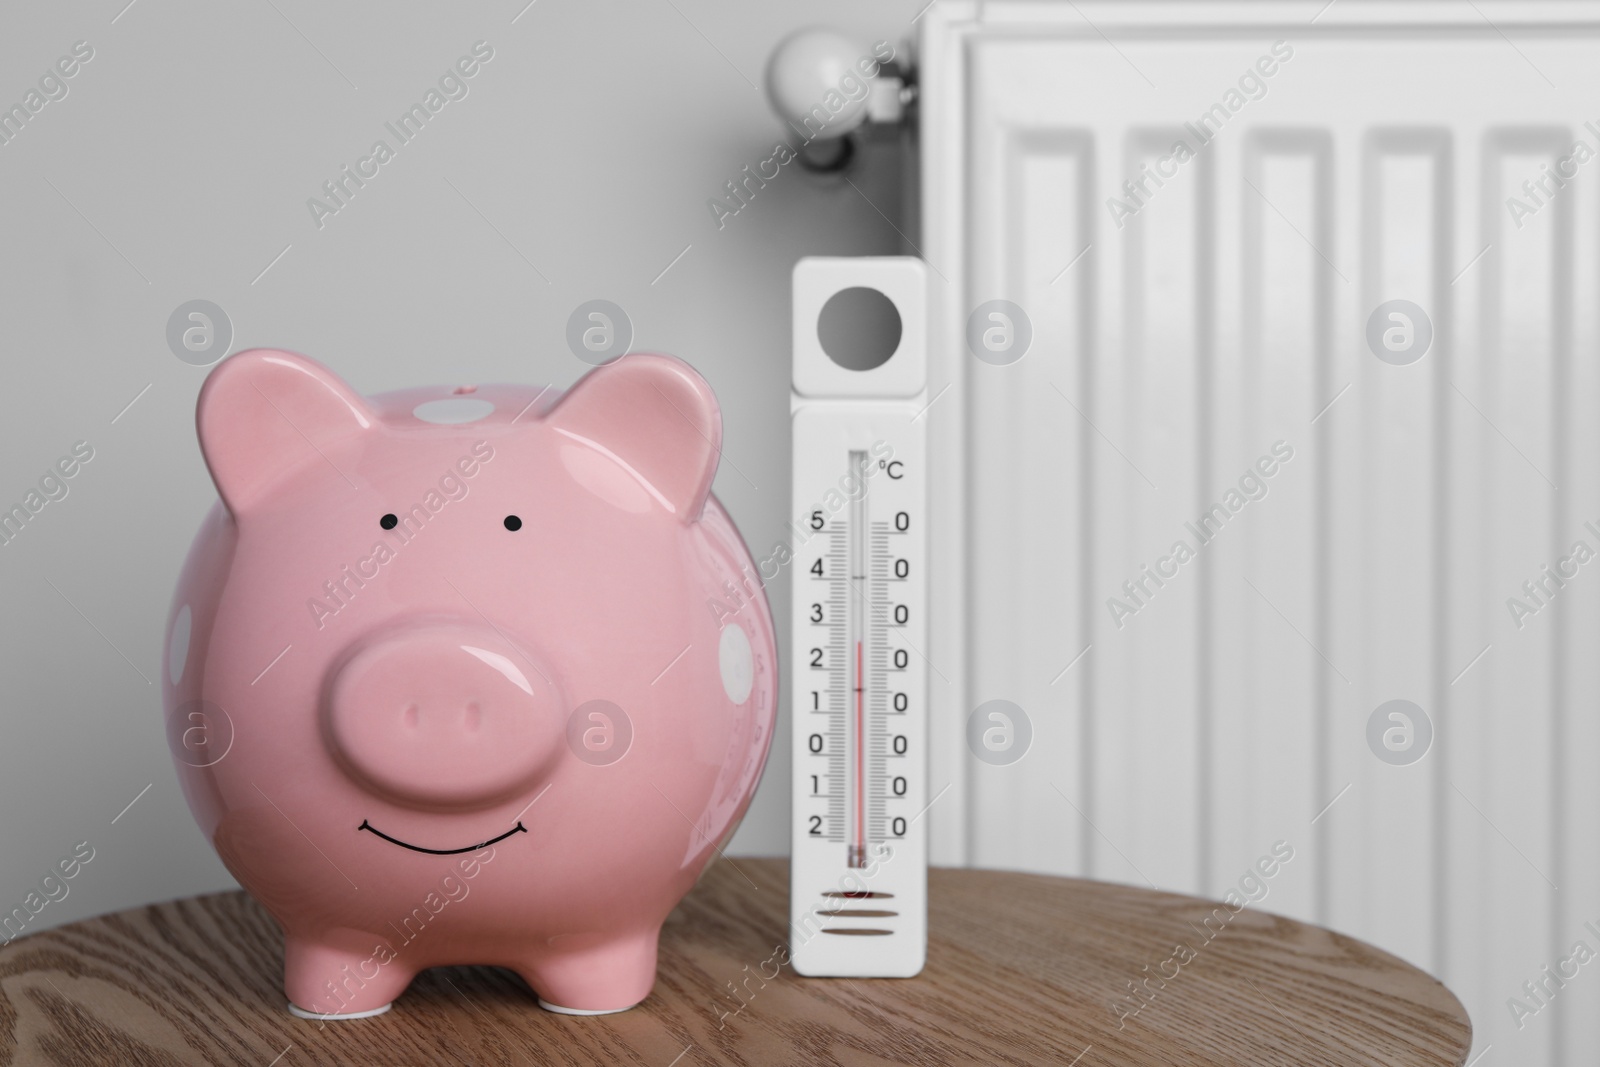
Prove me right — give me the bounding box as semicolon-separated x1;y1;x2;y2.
0;859;1469;1066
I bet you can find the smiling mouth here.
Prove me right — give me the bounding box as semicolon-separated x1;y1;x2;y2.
358;819;528;855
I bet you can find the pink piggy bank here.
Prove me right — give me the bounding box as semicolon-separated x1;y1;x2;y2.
163;349;776;1018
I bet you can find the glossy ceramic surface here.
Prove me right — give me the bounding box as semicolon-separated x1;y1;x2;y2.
163;349;777;1017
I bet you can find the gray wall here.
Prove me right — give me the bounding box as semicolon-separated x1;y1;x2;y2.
0;0;914;934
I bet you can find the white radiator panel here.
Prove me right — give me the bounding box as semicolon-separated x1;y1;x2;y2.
921;4;1600;1063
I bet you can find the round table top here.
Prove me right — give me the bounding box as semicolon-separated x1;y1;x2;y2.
0;858;1470;1066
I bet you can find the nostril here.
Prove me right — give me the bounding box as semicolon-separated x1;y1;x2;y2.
465;701;482;732
403;703;420;729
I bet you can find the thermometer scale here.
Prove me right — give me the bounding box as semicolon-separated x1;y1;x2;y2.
789;257;927;978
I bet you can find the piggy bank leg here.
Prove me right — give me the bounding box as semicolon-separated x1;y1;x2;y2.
519;927;661;1015
283;938;416;1020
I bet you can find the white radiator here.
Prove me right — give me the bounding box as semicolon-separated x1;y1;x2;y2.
919;3;1600;1061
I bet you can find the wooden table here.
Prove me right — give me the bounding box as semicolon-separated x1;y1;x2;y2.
0;858;1470;1066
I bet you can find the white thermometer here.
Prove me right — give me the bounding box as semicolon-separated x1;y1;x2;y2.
788;257;927;978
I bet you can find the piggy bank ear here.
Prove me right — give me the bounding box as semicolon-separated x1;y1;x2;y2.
545;353;722;520
197;349;374;514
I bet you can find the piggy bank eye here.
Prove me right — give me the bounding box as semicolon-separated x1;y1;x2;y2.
503;515;523;532
379;513;398;530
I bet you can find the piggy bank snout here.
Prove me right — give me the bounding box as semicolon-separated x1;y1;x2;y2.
326;626;563;810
